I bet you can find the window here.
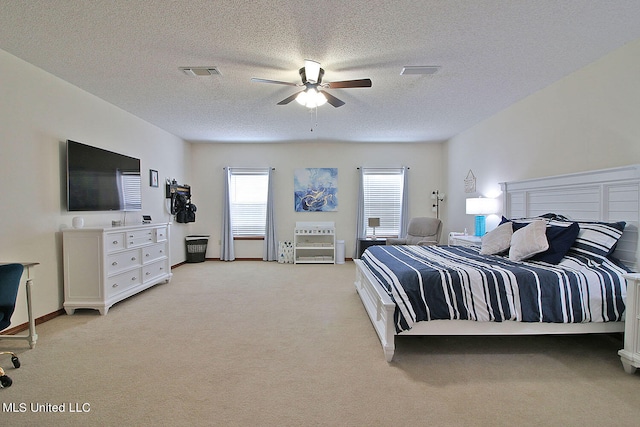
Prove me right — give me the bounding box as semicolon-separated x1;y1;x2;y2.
119;171;142;211
362;168;404;237
229;169;269;237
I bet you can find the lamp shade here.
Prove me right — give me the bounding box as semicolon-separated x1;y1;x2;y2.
368;217;380;227
465;197;498;215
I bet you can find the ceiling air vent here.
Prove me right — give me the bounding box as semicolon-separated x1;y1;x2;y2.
400;66;440;75
179;67;221;76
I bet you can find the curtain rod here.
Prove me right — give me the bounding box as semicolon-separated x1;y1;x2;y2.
356;166;409;169
223;167;275;170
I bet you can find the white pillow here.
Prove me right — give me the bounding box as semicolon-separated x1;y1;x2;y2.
509;219;549;262
480;222;513;255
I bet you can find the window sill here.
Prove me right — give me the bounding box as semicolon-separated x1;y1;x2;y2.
234;236;265;240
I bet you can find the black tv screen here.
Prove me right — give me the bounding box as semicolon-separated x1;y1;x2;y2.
66;140;142;211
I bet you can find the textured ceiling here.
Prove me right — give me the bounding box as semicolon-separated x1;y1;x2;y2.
1;1;639;143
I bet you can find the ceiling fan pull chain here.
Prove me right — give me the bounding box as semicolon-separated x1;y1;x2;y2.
309;107;316;132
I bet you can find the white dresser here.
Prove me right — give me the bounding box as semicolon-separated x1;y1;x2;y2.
619;273;640;374
62;223;172;315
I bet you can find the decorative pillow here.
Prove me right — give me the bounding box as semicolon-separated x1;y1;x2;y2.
480;222;513;255
563;220;626;260
509;219;549;262
530;222;580;264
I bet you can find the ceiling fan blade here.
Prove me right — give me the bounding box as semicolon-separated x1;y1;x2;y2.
277;91;304;105
251;78;299;86
326;79;372;89
319;90;345;108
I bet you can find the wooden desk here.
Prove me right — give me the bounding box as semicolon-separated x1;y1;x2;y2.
0;262;38;348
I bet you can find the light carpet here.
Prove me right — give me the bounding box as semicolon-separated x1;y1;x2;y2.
2;261;640;426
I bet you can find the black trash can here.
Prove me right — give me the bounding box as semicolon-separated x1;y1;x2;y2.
185;235;209;263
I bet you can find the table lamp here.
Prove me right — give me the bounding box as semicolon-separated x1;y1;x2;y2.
368;217;380;238
465;197;498;236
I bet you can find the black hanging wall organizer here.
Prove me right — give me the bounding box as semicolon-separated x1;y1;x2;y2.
166;181;196;223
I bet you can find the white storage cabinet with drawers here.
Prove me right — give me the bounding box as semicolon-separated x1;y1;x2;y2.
62;223;172;315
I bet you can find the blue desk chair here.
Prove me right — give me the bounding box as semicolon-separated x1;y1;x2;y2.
0;263;23;388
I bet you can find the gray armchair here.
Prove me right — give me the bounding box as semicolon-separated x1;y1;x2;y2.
386;217;442;246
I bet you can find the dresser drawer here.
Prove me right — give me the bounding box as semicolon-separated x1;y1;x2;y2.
107;249;142;275
105;232;126;253
142;243;167;264
106;268;142;298
126;229;154;248
154;226;168;242
142;260;168;283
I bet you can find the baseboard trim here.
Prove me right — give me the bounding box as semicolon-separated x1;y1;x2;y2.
1;308;65;335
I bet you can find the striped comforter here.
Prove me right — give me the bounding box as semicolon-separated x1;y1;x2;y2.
360;245;628;333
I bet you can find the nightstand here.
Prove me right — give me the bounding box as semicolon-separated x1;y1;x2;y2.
357;238;386;258
449;234;482;246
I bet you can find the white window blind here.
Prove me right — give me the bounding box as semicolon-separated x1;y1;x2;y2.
229;169;269;236
119;171;142;211
363;168;404;237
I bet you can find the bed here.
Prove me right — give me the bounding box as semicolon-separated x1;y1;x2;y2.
354;165;640;362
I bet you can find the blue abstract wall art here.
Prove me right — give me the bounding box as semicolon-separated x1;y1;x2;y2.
294;168;338;212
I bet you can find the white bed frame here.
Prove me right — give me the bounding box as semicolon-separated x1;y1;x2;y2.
354;164;640;362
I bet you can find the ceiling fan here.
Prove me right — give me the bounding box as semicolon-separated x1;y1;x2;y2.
251;60;372;108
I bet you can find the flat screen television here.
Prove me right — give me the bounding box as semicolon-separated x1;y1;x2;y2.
66;140;142;211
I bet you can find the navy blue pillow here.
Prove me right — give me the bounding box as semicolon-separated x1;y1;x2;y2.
531;222;580;264
499;216;543;231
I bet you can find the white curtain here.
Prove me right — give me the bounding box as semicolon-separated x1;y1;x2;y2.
220;167;235;261
263;168;278;261
354;167;366;258
399;166;409;238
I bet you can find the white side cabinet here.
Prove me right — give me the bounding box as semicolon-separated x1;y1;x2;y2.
294;222;335;264
63;223;172;315
449;234;482;246
619;273;640;374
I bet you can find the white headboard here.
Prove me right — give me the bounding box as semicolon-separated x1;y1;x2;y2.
500;165;640;271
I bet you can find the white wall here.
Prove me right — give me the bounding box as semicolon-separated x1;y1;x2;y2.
445;38;640;236
189;141;444;259
0;49;191;326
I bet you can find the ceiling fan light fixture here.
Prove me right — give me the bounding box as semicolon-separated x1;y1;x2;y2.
296;88;327;108
315;91;327;107
304;59;321;83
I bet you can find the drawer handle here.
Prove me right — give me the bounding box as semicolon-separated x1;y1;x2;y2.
131;257;136;261
112;262;118;266
112;284;118;288
159;250;163;253
146;272;151;276
131;277;137;281
113;240;119;245
145;253;150;257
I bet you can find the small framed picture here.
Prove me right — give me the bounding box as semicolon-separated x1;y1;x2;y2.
150;169;159;187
